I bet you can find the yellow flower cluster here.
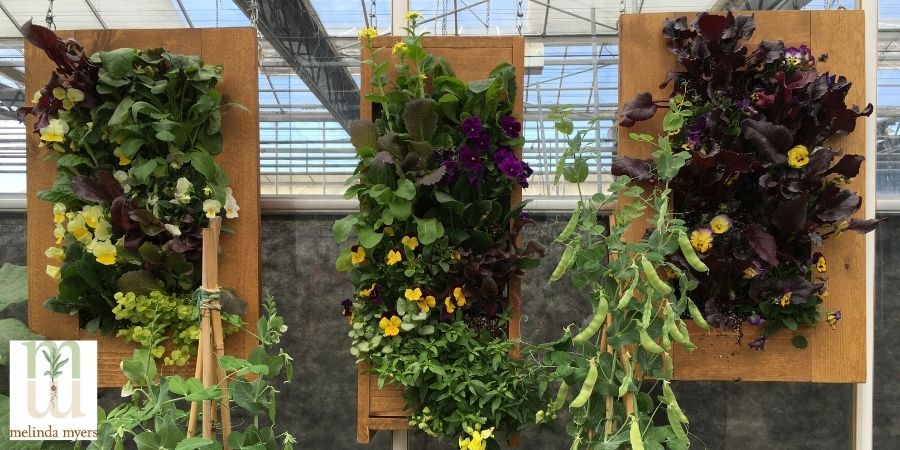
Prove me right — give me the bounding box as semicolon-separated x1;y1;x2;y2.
46;203;118;279
404;11;423;21
458;425;494;450
358;27;378;41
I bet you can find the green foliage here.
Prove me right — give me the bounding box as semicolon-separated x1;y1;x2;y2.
525;107;699;449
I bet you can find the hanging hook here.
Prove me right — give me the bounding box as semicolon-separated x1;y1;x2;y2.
45;0;56;29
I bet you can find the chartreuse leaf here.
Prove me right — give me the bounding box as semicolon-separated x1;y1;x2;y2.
416;218;445;245
358;228;384;248
394;179;416;200
0;263;27;312
332;215;359;243
0;319;42;365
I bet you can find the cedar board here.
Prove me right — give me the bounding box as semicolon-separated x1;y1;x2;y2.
25;28;261;387
357;36;525;443
618;11;869;383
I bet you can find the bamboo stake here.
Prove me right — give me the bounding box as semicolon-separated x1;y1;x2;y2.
187;345;203;436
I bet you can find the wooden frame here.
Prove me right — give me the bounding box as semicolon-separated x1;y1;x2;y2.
356;36;525;443
24;28;261;387
618;11;868;383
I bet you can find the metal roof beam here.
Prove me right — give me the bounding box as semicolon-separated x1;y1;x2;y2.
233;0;360;130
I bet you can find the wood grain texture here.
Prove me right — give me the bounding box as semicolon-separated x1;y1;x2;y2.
619;11;867;383
357;36;525;441
25;28;260;387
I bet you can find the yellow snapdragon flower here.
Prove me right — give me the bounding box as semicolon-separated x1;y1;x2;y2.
52;203;66;223
202;199;222;218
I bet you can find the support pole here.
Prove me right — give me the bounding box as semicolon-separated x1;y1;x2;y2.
391;0;409;35
391;430;409;450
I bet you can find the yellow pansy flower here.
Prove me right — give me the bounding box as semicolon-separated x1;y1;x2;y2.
777;291;793;308
39;118;69;143
62;88;85;110
66;215;92;244
787;145;809;168
358;27;378;41
91;240;117;265
45;265;61;280
52;87;67;100
404;287;422;302
826;310;841;329
52;203;67;223
401;235;419;250
113;146;131;166
815;254;827;273
445;296;457;313
453;287;467;307
359;283;376;297
351;246;366;265
44;246;65;262
202;199;222;218
416;295;436;313
743;266;759;279
450;249;461;261
386;249;403;266
81;205;103;228
709;214;731;234
174;177;193;204
54;224;66;245
379;315;402;336
689;228;713;253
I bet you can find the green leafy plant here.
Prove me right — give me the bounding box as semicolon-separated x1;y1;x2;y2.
20;22;246;352
525;105;702;449
336;13;543;447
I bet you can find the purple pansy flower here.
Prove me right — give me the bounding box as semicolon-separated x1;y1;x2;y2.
785;45;815;69
461;117;482;139
748;336;766;350
471;131;492;151
493;147;531;187
748;314;766;326
459;145;482;171
499;115;522;138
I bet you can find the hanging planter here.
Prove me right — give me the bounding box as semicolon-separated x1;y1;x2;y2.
23;25;261;387
615;10;874;382
333;17;545;444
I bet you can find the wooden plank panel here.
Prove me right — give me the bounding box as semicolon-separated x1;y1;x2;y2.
808;10;867;383
200;27;262;378
357;36;525;439
619;11;867;383
26;28;260;387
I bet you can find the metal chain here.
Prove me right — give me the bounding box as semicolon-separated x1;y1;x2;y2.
215;0;220;27
515;0;524;35
249;0;263;66
441;0;449;36
45;0;56;29
370;0;377;30
485;0;490;34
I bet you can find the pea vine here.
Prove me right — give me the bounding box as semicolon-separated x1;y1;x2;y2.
525;101;705;449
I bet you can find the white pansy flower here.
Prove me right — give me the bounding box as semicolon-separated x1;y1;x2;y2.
202;199;222;219
174;177;193;205
224;187;240;218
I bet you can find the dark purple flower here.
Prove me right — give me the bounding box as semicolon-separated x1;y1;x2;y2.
785;45;815;68
519;211;531;220
471;131;492;151
686;114;709;146
520;161;533;187
499;115;522;138
461;116;483;139
748;336;766;350
748;314;766;326
442;159;459;184
340;299;352;317
459;145;483;171
467;166;484;184
493;147;531;187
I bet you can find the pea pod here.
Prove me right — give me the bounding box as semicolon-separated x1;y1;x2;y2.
640;256;672;295
639;329;664;354
662;351;674;379
687;299;710;331
668;317;688;345
556;203;581;243
661;319;672;350
677;230;709;273
573;291;608;343
618;371;632;398
616;270;638;310
667;407;689;445
548;382;569;412
550;239;580;282
640;297;653;329
629;415;645;450
569;358;598;409
662;381;688;423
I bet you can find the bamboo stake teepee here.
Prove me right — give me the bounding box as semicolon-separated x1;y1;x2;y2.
186;216;232;448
